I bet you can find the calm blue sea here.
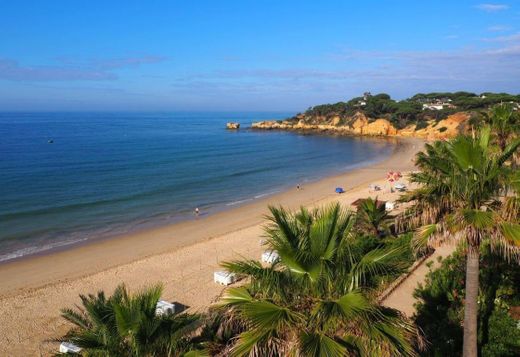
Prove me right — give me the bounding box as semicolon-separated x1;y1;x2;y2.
0;112;394;262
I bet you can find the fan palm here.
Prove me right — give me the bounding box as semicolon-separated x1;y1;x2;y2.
58;284;204;356
356;197;392;236
398;127;520;357
218;203;420;356
484;103;519;152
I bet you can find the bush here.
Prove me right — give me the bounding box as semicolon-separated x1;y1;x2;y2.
482;308;520;357
414;248;520;356
293;91;519;130
415;120;429;130
413;253;465;356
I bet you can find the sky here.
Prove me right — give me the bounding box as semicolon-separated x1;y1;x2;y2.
0;1;519;111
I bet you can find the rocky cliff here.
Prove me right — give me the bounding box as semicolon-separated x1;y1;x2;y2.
251;111;471;140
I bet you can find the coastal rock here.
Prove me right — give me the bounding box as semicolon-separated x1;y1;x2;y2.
251;111;472;140
226;122;240;129
350;112;369;134
331;115;341;126
414;112;470;140
363;119;397;136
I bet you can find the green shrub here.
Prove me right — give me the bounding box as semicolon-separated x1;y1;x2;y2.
482;308;520;357
414;248;520;356
415;120;429;130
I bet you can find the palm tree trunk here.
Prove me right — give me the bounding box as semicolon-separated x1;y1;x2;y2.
462;248;479;357
479;252;500;353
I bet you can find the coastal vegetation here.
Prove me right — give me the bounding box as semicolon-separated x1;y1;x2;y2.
397;124;520;356
57;103;519;356
414;248;520;356
252;92;520;139
216;204;420;356
297;92;520;129
57;284;205;356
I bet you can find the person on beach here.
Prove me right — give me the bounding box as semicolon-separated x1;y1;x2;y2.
296;184;301;190
194;207;200;216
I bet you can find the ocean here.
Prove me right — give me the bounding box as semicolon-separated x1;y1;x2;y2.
0;112;394;262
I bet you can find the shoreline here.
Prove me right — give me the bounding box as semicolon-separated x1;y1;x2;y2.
0;137;423;355
0;137;418;296
0;134;395;266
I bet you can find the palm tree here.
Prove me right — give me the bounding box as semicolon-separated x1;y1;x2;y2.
355;197;392;237
218;203;420;356
484;103;519;152
398;127;520;357
59;284;204;356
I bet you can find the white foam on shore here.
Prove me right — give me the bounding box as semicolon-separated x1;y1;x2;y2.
226;198;253;206
254;189;281;199
0;237;88;263
226;188;283;207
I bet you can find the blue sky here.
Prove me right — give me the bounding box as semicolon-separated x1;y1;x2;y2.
0;1;519;111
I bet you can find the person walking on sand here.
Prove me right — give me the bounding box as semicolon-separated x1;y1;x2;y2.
296;184;301;190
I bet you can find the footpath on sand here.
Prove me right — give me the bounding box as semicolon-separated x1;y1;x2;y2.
380;244;457;317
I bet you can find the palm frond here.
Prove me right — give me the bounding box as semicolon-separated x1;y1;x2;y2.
299;331;347;357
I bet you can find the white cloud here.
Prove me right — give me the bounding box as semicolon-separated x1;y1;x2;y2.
475;4;510;12
172;40;520;102
487;25;512;31
482;32;520;42
0;56;166;82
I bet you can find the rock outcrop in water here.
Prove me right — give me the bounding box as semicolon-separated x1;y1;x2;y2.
226;122;240;129
252;111;471;140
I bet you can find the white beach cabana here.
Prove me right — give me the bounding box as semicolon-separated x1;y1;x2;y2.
156;300;175;316
214;271;237;286
261;250;280;264
60;342;82;354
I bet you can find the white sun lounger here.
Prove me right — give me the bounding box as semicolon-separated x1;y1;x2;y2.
261;250;280;264
214;271;237;286
59;342;82;353
394;183;406;191
385;201;396;211
156;300;175;316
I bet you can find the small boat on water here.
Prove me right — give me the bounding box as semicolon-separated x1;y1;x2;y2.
48;139;54;144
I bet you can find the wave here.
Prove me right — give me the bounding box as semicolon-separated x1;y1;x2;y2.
0;237;88;263
254;189;281;199
225;188;282;207
226;198;253;206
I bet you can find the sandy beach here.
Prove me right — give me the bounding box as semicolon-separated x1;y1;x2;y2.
0;137;423;356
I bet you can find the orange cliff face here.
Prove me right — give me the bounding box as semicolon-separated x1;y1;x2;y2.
251;111;471;140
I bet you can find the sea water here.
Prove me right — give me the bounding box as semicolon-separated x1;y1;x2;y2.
0;112;394;262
